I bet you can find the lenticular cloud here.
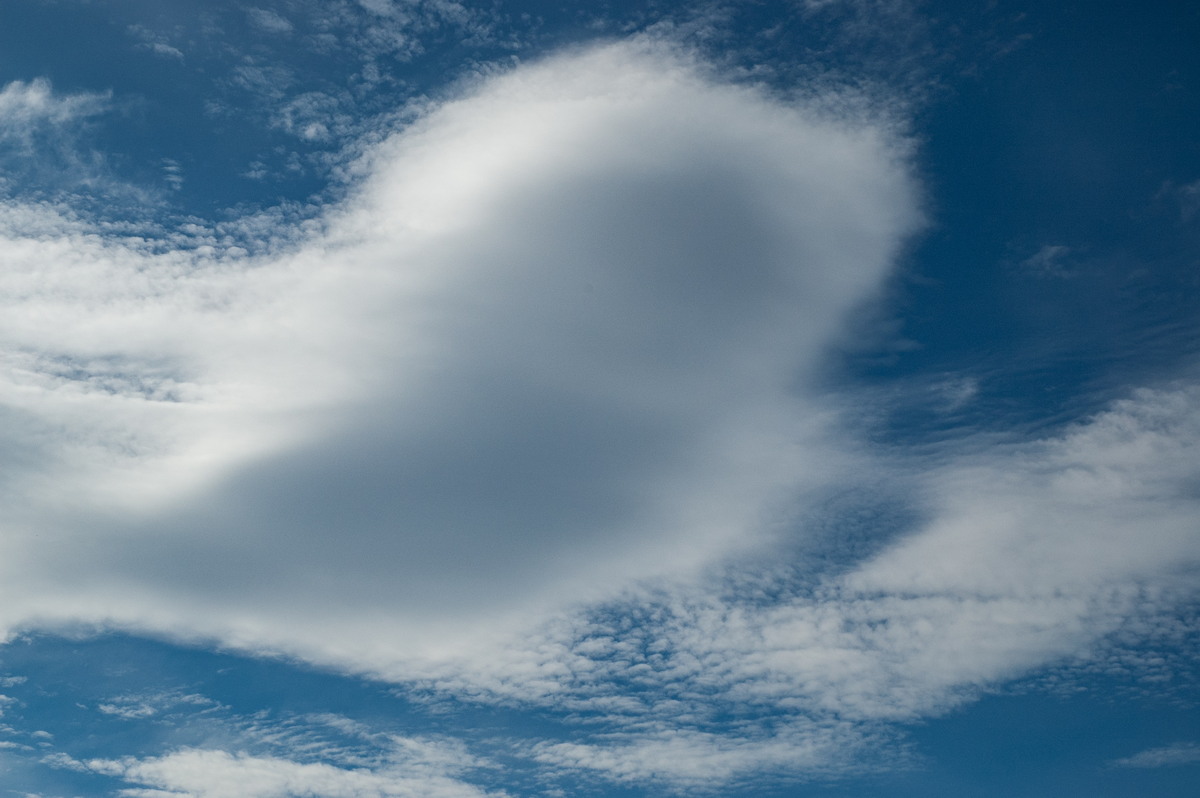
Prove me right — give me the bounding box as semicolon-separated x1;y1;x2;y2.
0;41;920;669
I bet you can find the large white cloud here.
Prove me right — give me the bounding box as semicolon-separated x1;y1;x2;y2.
4;37;1199;791
0;41;920;667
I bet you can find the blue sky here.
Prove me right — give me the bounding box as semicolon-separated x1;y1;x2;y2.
0;1;1197;796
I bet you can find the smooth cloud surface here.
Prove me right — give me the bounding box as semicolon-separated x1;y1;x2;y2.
0;42;919;666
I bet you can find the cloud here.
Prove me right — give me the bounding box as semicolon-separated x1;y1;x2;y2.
273;91;355;141
37;702;502;798
1111;741;1200;769
36;696;506;796
0;40;919;670
1020;243;1073;277
849;385;1200;599
127;25;186;61
5;34;1197;790
530;723;901;787
0;79;134;203
57;745;497;798
247;8;295;36
395;383;1200;785
1174;178;1200;222
94;691;217;721
0;79;110;147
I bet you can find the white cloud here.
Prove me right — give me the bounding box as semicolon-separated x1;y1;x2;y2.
848;385;1200;599
931;375;979;411
0;78;110;148
273;91;354;141
1111;741;1200;768
0;40;919;673
68;746;497;798
0;79;144;204
95;691;217;721
41;707;500;797
1021;243;1073;277
404;383;1200;785
247;8;295;36
150;42;186;60
530;723;898;786
231;62;295;102
5;34;1198;790
1175;178;1200;222
128;25;186;61
98;702;159;720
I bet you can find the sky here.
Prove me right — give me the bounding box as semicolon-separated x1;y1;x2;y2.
0;1;1197;796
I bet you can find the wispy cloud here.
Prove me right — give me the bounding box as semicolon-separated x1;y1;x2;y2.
55;745;499;798
127;24;185;61
1021;243;1074;277
1174;178;1200;222
0;78;148;205
39;700;503;798
247;7;295;36
1111;741;1200;768
95;691;218;721
0;78;110;146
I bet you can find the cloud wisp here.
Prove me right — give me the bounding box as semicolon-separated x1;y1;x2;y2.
1111;741;1200;769
0;78;119;200
0;78;110;149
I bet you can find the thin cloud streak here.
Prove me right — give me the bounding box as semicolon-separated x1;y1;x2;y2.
1111;741;1200;769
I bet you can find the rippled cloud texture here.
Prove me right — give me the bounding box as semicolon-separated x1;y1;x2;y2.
0;27;1198;798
